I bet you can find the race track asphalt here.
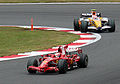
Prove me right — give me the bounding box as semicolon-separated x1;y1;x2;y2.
0;4;120;84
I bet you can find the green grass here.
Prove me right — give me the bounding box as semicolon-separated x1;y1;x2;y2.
0;27;79;57
0;0;119;3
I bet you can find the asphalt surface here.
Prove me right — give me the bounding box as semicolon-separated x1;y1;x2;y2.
0;4;120;84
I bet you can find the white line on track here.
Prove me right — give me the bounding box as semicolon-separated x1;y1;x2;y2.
73;40;93;43
80;35;97;38
0;2;120;5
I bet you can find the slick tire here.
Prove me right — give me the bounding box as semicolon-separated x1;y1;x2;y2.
80;21;88;33
27;58;38;74
70;64;74;70
77;53;88;68
74;17;80;31
58;59;68;74
108;19;115;32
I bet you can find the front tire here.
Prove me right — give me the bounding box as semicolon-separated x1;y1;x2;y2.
27;58;38;74
80;21;88;33
77;53;88;68
58;59;68;74
108;19;115;32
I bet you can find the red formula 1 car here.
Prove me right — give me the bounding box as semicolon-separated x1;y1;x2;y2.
27;45;88;74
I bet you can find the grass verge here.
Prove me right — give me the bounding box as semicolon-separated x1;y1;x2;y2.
0;27;79;57
0;0;119;3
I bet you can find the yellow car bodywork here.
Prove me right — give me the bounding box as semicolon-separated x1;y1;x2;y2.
88;17;103;29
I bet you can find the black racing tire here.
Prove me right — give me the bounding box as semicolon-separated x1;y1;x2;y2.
27;58;38;74
108;19;115;32
70;64;74;70
77;53;88;68
80;21;88;33
58;59;68;74
74;18;80;31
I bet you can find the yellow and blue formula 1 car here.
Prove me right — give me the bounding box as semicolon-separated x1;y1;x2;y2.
74;9;115;33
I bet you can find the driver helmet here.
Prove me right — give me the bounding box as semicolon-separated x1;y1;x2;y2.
91;9;97;16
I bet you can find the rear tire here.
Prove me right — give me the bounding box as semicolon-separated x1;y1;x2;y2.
74;18;80;31
80;21;88;33
27;58;38;74
58;59;68;74
77;53;88;68
108;19;115;32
